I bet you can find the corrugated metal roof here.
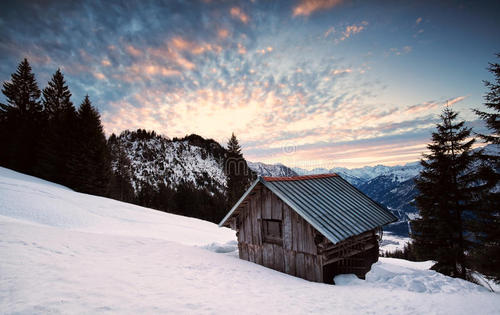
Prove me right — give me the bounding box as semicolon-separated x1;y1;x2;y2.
219;174;397;244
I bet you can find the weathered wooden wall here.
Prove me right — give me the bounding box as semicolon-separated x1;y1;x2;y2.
235;183;380;283
237;184;323;282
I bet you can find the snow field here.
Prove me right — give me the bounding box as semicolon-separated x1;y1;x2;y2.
1;167;499;314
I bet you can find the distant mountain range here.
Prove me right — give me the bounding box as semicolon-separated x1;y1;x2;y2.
110;130;497;237
248;161;423;236
248;144;499;237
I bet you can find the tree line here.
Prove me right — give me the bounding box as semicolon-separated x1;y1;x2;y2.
0;59;110;195
0;58;253;223
395;53;499;285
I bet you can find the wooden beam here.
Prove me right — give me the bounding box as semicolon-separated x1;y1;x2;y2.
323;243;377;265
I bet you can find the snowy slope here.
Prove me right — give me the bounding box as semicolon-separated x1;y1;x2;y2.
1;167;499;314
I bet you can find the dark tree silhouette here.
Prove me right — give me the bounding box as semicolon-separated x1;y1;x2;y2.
471;53;500;283
71;96;112;195
225;132;253;207
0;58;44;174
37;69;78;186
411;107;476;280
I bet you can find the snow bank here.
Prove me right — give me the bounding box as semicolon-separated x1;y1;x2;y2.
1;167;499;314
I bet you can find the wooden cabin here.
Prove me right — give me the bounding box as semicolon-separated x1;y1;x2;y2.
219;174;397;284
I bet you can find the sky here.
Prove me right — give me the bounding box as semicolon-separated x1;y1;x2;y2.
1;0;499;169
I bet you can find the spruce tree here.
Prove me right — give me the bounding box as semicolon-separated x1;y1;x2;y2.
37;69;78;186
71;96;111;195
108;134;135;202
225;133;252;207
411;107;476;279
474;53;500;145
0;58;44;174
471;53;500;283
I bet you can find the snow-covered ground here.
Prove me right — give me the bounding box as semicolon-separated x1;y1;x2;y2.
1;167;499;314
379;232;411;253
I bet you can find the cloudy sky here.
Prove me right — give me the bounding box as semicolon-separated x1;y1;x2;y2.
1;0;499;168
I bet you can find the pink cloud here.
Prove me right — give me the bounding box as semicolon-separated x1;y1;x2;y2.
406;96;467;114
339;22;367;41
293;0;344;17
93;72;106;80
126;45;142;57
230;7;249;24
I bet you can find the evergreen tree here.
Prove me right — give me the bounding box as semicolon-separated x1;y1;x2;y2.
474;53;500;145
471;53;500;283
411;107;476;279
0;58;44;174
37;69;78;186
227;132;242;156
71;96;112;195
225;133;253;207
108;134;135;202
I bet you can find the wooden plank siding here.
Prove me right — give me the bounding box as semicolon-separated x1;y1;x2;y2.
236;184;324;282
234;184;379;283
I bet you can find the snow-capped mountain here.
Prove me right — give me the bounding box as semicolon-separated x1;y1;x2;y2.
110;130;228;193
263;162;423;236
252;144;498;236
293;162;422;184
247;161;297;177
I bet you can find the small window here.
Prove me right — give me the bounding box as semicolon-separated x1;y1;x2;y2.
262;219;282;244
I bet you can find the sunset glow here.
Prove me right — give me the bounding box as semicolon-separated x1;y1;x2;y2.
1;0;498;168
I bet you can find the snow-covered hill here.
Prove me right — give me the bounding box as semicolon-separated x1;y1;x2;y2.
1;166;499;313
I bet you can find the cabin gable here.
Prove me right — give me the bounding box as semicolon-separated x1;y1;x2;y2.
236;184;323;281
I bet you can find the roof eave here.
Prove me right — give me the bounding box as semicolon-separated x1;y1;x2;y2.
218;177;262;227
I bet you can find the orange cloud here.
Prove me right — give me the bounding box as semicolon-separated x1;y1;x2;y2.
237;43;247;54
405;96;467;114
293;0;343;17
447;95;467;106
331;68;352;75
324;26;335;38
339;22;367;41
126;45;142;57
93;72;106;80
230;7;249;23
218;29;229;39
168;36;221;55
101;59;111;66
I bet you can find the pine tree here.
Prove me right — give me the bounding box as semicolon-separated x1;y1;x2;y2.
227;133;242;156
37;69;78;186
474;53;500;145
71;95;112;195
411;107;476;279
225;132;252;207
471;53;500;283
0;58;44;174
108;134;135;202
